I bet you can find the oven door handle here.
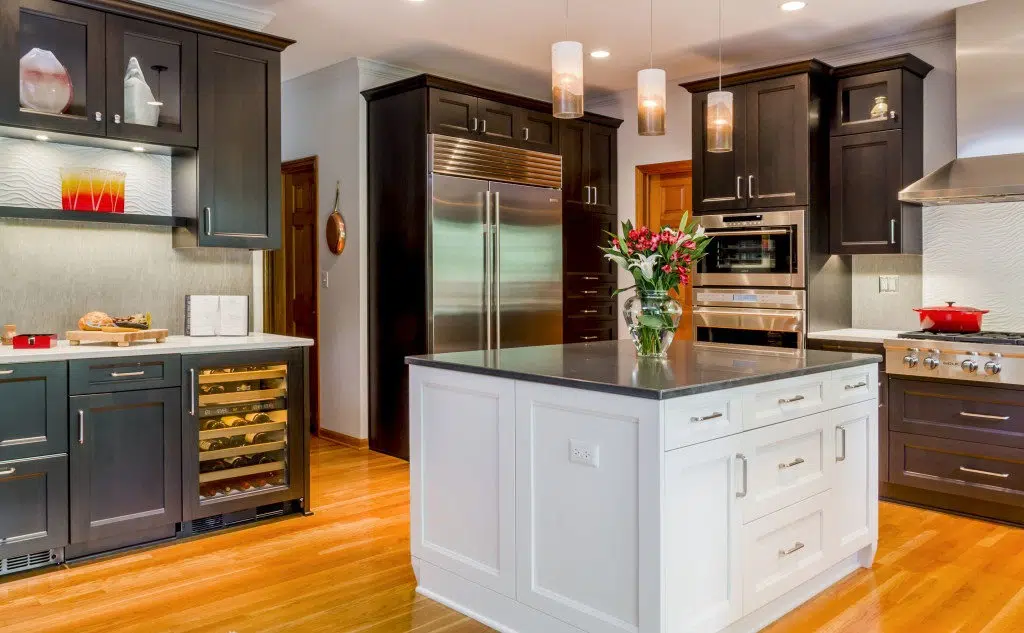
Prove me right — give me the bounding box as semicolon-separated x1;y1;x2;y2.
706;228;792;237
693;307;804;332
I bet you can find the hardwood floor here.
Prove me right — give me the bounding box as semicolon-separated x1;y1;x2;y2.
2;438;1024;632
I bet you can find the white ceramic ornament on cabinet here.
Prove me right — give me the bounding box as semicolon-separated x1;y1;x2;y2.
123;57;160;127
19;48;73;114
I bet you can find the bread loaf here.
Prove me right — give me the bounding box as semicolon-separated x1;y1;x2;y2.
78;311;114;331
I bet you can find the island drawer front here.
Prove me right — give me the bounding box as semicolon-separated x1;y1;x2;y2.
741;413;832;523
829;365;878;406
743;373;829;431
890;378;1024;448
742;490;831;614
890;432;1024;507
0;362;68;462
69;355;181;395
665;393;743;451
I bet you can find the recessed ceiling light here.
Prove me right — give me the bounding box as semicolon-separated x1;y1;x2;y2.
34;134;49;141
131;146;145;152
590;49;611;59
780;1;806;10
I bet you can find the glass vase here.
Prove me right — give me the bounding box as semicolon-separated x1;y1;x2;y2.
623;290;683;358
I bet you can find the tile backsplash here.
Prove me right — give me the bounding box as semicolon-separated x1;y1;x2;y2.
851;254;922;331
0;219;252;335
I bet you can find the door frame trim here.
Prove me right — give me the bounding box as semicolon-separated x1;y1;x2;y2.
635;160;693;227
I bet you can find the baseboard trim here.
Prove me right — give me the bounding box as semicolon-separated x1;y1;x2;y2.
318;428;369;449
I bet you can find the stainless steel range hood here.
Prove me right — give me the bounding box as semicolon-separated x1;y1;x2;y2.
899;0;1024;206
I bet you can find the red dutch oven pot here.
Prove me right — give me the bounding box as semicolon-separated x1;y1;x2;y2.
913;301;989;333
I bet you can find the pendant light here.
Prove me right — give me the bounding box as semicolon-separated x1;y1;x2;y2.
706;0;733;153
552;0;583;119
637;0;666;135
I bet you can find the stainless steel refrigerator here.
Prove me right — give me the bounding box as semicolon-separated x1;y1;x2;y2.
428;135;563;353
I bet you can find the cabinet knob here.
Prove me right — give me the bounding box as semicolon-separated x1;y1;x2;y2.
890;110;899;121
114;114;121;124
95;112;103;122
523;127;530;141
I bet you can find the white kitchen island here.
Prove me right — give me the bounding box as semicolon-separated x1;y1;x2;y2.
407;340;880;633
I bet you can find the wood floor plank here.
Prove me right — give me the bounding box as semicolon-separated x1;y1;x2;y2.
3;440;1024;632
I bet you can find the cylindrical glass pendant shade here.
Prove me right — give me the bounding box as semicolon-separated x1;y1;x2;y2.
552;41;584;119
637;68;666;136
706;90;733;153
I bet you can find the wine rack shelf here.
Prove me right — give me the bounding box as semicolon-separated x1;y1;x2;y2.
198;440;287;461
199;420;287;441
198;367;288;384
198;387;287;406
198;460;285;483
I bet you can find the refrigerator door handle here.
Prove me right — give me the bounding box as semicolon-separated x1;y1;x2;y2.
493;190;501;349
484;190;494;350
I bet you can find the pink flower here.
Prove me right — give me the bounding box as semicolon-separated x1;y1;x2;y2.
612;238;620;249
683;240;696;249
683;254;692;263
662;264;672;273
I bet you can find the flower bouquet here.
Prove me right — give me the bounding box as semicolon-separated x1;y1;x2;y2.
601;213;712;357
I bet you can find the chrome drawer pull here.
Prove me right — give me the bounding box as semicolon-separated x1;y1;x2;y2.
582;276;599;281
844;382;868;390
691;412;724;423
580;336;599;341
959;412;1010;422
778;457;805;470
959;466;1010;479
580;309;598;315
778;395;806;405
580;290;598;295
0;468;15;477
78;410;85;445
779;542;805;557
110;370;146;378
736;454;748;498
837;426;847;462
0;370;12;376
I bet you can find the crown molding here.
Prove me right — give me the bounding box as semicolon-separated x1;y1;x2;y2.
130;0;275;32
357;58;418;88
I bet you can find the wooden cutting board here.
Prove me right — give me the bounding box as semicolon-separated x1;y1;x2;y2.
66;328;169;347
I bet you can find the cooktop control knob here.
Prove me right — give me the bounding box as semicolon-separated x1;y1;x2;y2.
903;354;919;369
985;353;1003;376
962;358;979;374
924;357;941;370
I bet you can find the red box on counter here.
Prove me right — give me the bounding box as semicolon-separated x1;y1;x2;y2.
13;334;58;349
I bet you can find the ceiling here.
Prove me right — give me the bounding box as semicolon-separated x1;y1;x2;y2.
230;0;980;99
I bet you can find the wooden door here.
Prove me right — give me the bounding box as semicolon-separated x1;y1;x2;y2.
477;98;518;146
745;75;810;208
196;35;281;249
637;161;694;341
691;87;747;213
428;89;478;139
587;123;617;214
829;130;903;254
0;454;68;560
517;108;559;154
267;157;320;433
559;119;588;208
0;362;67;462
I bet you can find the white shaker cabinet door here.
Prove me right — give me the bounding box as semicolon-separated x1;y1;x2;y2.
409;367;517;598
830;400;878;562
664;433;746;633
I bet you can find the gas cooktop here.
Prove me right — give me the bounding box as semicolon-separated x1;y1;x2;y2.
898;331;1024;345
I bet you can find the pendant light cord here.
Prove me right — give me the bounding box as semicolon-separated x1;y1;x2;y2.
649;0;654;68
565;0;569;40
718;0;723;91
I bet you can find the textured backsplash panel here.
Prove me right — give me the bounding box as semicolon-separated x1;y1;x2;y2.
0;219;252;335
923;202;1024;331
0;137;171;215
851;254;922;331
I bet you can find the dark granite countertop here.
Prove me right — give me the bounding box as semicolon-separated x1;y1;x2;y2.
406;340;881;400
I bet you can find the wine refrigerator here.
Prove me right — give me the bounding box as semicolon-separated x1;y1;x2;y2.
182;349;307;522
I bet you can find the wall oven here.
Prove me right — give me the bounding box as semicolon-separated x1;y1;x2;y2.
694;209;805;289
693;288;806;349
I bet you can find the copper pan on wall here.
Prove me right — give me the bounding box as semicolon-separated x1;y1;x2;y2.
326;180;346;255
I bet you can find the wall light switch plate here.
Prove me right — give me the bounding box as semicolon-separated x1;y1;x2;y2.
569;439;599;468
321;271;329;289
879;275;899;294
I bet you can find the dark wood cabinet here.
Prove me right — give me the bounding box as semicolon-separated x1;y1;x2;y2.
429;89;478;138
560;120;617;213
745;75;810;208
69;388;181;545
0;362;67;462
588;124;617;213
0;454;68;561
691;87;746;213
518;108;559;154
560;119;588;207
828;56;931;255
428;89;561;154
175;35;281;249
478;97;517;144
69;354;181;395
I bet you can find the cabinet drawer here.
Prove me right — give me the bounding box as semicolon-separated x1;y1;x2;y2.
890;432;1024;507
890;378;1024;448
742;413;832;522
565;283;616;301
742;491;830;613
0;362;68;461
665;392;743;451
564;299;616;320
830;365;878;406
0;454;69;560
564;323;616;344
743;373;829;430
69;355;181;394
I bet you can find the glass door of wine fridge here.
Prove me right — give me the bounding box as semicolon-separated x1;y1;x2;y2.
182;349;305;521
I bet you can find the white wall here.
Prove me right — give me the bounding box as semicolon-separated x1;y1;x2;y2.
279;57;413;439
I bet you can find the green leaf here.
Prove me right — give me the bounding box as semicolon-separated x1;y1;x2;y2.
639;314;667;329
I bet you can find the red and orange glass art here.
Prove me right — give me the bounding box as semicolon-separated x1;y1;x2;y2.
60;167;126;213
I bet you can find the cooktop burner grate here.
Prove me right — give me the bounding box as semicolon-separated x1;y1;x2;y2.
898;331;1024;345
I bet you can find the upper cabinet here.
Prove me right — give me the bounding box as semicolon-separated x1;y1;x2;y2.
426;86;562;155
829;55;932;255
684;61;831;214
560;119;617;214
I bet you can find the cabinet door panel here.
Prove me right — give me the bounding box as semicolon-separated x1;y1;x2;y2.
692;88;747;213
832;70;903;136
563;208;615;276
105;15;197;147
69;389;181;544
832;401;877;560
829;130;903;254
664;434;745;632
0;0;106;136
0;454;68;560
746;76;809;208
588;124;616;213
477;98;517;146
196;36;280;249
560;119;588;206
0;362;67;461
518;108;559;154
428;89;478;139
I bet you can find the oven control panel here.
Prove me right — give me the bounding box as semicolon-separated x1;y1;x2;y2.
884;341;1019;385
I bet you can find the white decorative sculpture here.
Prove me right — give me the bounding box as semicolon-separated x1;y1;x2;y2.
123;57;160;127
20;48;73;114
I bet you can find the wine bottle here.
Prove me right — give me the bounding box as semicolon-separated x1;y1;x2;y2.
200;459;229;473
244;431;276;445
252;454;280;465
224;455;251;469
201;418;227;431
222;415;247;427
244;412;273;425
199;438;228;452
226;434;246;448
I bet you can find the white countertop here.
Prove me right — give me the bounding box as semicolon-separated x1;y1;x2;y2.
807;329;904;344
0;333;313;364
